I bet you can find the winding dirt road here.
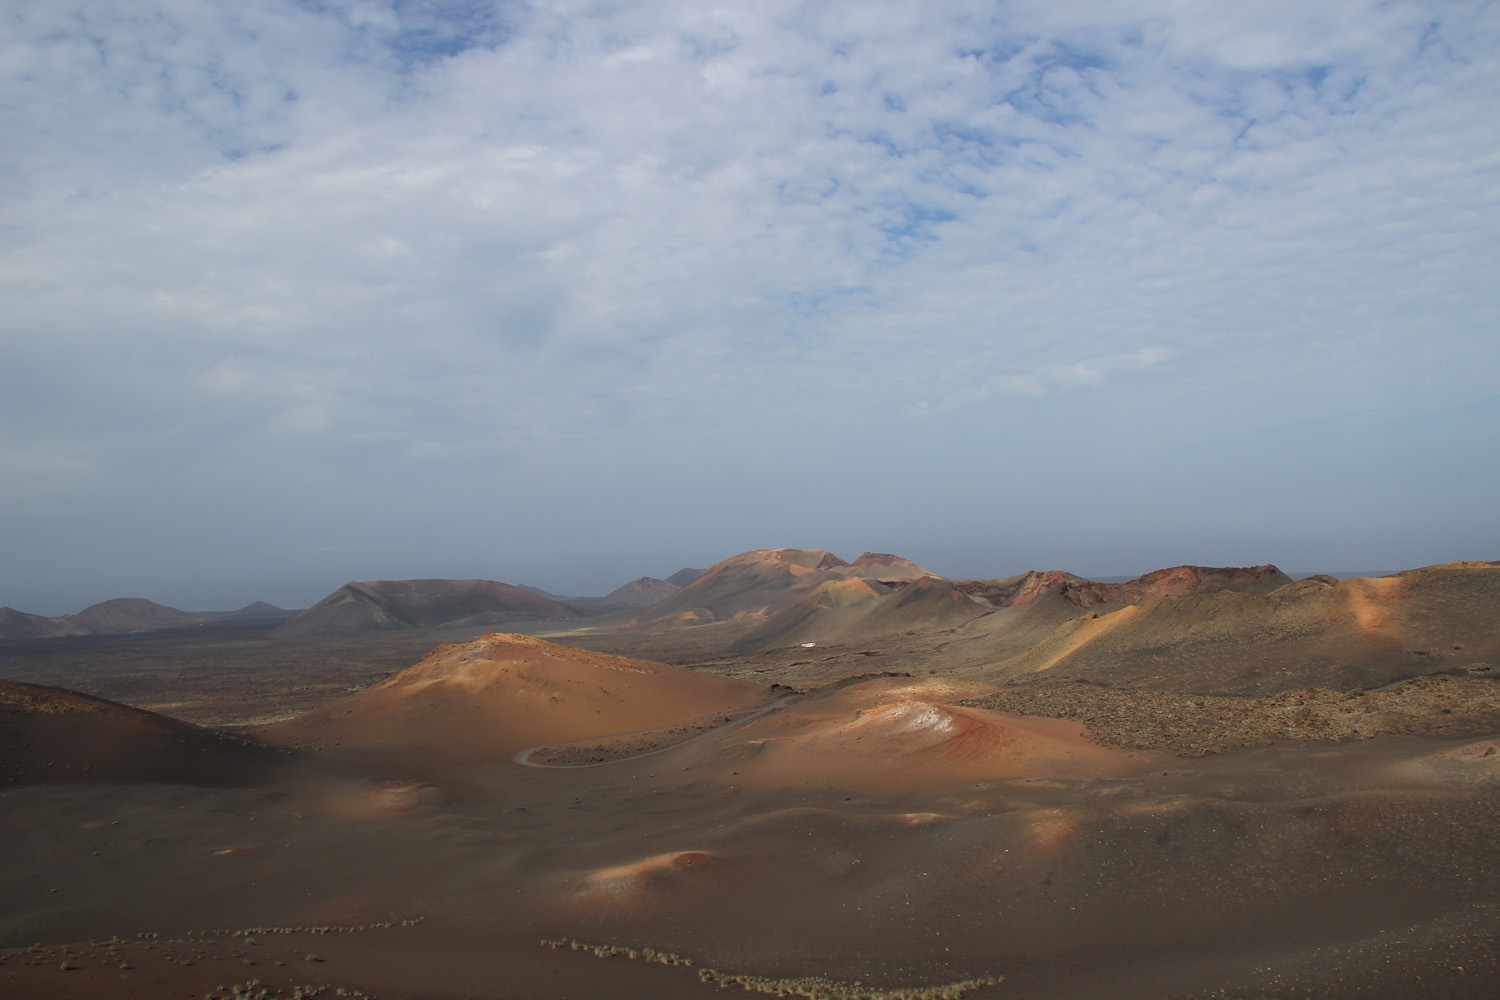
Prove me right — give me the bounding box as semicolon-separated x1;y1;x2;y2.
511;696;795;769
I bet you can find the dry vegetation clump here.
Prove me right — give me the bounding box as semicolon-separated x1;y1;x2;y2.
541;939;1000;998
960;674;1500;755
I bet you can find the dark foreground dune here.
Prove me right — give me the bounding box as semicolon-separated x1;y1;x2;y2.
5;586;1500;1000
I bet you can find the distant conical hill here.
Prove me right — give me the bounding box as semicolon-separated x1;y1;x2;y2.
601;577;681;606
665;567;708;587
68;597;208;634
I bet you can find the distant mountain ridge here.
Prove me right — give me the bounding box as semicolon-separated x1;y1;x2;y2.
270;579;579;639
13;555;1479;658
0;598;289;640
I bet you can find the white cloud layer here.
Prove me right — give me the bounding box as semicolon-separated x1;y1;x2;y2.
3;0;1498;612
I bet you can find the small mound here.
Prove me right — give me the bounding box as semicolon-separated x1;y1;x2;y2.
1385;738;1500;787
567;851;721;905
321;778;447;818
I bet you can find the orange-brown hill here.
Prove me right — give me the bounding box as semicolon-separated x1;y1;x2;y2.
272;579;579;638
0;680;279;785
633;548;941;630
672;675;1152;789
976;561;1500;695
259;633;770;765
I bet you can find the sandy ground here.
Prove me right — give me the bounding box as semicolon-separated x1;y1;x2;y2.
4;629;1500;998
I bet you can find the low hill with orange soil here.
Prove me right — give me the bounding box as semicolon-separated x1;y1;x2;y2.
670;676;1153;789
0;680;279;785
258;633;771;765
272;579;580;638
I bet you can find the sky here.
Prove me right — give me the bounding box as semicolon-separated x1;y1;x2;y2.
3;0;1498;615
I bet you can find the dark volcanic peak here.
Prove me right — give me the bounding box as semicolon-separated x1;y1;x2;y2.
665;566;708;588
228;601;286;617
602;577;681;606
272;578;579;638
70;597;206;633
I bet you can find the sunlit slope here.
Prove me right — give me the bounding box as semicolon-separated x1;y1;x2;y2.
988;562;1500;694
259;633;770;763
725;576;989;651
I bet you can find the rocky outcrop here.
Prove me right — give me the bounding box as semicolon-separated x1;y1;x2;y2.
955;570;1089;608
1060;565;1292;606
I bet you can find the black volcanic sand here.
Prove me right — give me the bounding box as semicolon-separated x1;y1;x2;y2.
4;712;1500;999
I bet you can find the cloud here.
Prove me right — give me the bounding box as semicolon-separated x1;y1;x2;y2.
2;0;1497;611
